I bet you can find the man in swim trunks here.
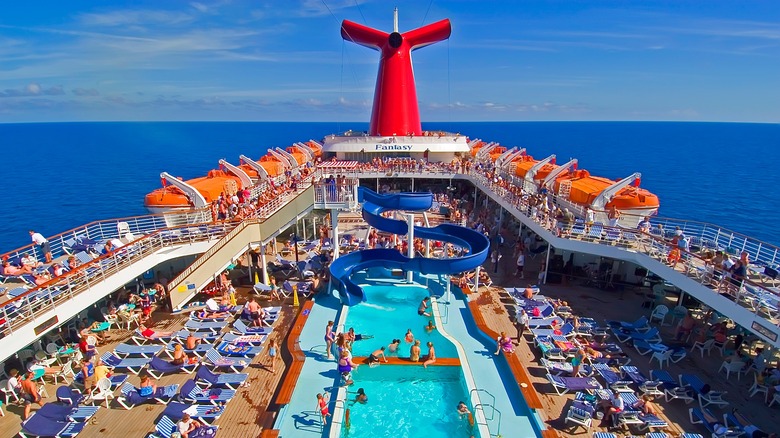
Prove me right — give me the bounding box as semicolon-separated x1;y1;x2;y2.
368;347;388;364
418;297;431;317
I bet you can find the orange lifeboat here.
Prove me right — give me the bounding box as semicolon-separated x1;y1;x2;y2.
554;169;659;219
470;140;488;157
513;155;539;179
144;169;243;213
488;146;507;162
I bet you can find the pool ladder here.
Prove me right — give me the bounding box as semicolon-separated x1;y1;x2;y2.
470;388;503;438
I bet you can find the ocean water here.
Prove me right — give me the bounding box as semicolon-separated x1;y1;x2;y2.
1;121;778;251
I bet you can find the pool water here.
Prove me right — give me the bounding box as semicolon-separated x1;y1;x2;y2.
341;365;476;438
343;282;458;359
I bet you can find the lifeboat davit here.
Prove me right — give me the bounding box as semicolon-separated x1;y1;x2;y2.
144;169;244;213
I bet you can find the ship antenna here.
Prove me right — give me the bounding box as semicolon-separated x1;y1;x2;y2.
393;7;398;33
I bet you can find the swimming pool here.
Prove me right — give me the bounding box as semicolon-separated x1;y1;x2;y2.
340;365;477;438
343;281;458;359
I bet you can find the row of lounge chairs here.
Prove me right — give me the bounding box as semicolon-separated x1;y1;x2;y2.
20;302;280;437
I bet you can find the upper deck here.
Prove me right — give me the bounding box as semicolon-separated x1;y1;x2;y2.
2;156;780;362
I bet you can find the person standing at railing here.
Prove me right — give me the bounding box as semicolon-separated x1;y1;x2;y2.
29;230;52;263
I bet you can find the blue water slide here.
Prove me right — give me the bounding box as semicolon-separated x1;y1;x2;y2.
329;187;489;305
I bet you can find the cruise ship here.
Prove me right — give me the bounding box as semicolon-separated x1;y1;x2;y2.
1;9;778;438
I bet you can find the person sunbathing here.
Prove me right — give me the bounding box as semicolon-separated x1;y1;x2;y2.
731;409;777;438
138;324;175;339
631;395;658;415
3;260;33;276
196;309;230;320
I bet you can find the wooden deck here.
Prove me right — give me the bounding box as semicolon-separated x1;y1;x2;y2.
0;286;299;438
471;242;780;437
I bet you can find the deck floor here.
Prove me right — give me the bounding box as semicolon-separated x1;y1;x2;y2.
475;246;780;437
0;286;296;438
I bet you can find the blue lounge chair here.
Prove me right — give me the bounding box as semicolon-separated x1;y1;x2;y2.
614;327;661;344
100;352;152;375
545;373;601;396
34;402;100;422
114;343;164;358
165;342;212;358
178;379;235;405
184;319;227;334
688;407;742;438
592;363;633;392
633;339;668;356
18;415;87;438
530;322;575;338
619;365;663;397
146;356;198;379
650;369;694;404
231;319;273;336
680;374;729;410
154;415;218;438
221;332;268;345
131;329;175;345
117;382;179;410
173;330;220;343
55;386;86;405
614;392;668;431
195;366;248;390
215;341;262;357
204;349;249;372
607;316;650;332
190;310;231;322
163;401;225;425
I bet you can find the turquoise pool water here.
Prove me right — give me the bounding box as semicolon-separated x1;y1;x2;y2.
341;365;476;438
343;282;458;359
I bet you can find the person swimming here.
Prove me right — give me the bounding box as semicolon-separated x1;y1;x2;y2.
425;320;436;333
354;388;368;404
388;339;401;353
404;329;415;343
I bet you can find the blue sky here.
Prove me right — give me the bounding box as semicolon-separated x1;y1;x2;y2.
0;1;778;122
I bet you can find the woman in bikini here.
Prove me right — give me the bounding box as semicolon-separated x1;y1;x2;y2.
423;342;436;368
410;340;421;362
324;321;335;359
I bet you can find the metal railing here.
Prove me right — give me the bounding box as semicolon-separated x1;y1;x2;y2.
470;388;502;437
0;174;320;339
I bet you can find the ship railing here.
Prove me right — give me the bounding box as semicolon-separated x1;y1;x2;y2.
0;176;319;339
0;222;228;337
0;209;211;270
470;163;780;269
464;167;780;328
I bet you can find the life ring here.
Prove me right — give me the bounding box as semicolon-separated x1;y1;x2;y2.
345;408;351;428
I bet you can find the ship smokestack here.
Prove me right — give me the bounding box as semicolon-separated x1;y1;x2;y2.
341;11;451;136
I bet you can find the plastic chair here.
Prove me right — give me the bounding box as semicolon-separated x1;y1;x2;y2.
35;350;58;367
101;307;119;330
717;360;745;380
651;349;672;369
649;305;669;325
89;377;114;408
52;360;76;385
691;339;715;357
748;373;768;400
1;379;19;404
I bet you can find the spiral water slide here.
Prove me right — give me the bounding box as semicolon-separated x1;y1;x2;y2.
329;187;490;305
